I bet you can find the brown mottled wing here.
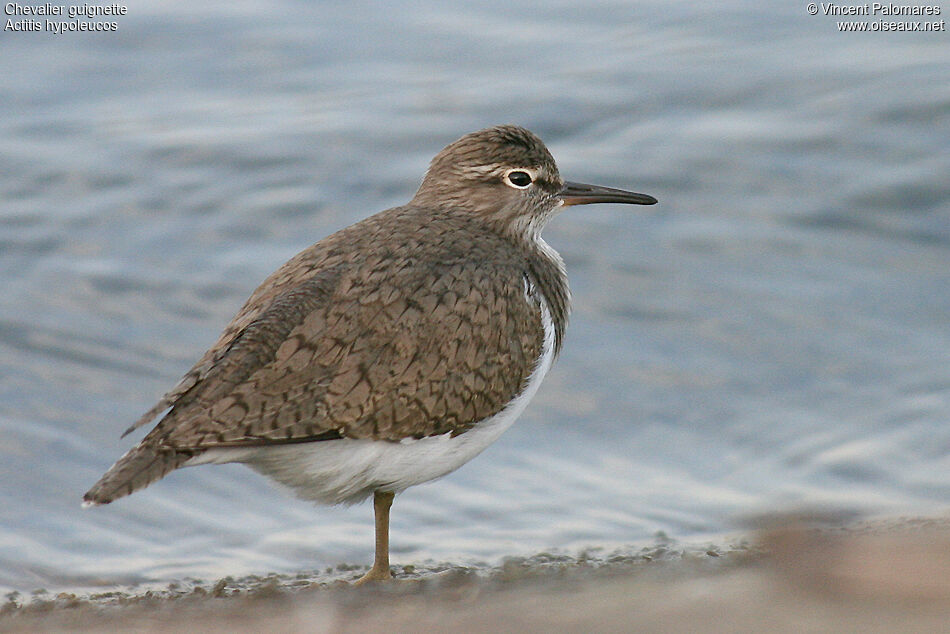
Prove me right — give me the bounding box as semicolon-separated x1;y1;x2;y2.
120;236;343;439
150;208;543;449
83;207;544;505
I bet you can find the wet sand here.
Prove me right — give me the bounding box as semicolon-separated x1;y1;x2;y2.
4;514;950;633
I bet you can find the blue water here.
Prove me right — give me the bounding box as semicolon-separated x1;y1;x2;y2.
1;0;948;593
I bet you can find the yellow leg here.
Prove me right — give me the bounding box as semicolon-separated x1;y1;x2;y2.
354;490;395;585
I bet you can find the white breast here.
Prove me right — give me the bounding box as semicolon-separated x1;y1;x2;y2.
191;290;557;505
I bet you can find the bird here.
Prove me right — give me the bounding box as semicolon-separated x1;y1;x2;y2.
83;125;657;584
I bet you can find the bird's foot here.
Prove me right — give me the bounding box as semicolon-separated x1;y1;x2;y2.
353;565;393;586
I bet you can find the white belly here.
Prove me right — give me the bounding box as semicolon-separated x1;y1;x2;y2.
191;293;557;505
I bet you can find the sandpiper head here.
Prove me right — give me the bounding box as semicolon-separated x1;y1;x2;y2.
412;125;657;237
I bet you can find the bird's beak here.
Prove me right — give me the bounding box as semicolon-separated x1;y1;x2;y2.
560;181;657;207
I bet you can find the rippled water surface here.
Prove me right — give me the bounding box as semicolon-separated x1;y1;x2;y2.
1;0;948;593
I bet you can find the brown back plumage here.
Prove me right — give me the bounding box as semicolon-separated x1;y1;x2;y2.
84;125;572;506
85;209;567;504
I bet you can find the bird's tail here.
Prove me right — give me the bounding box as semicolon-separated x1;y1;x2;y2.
83;443;194;507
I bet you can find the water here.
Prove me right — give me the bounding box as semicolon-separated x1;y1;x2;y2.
1;0;948;593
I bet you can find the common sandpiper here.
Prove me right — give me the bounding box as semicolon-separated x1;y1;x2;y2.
84;125;657;584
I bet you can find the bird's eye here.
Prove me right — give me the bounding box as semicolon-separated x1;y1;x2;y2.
505;170;533;189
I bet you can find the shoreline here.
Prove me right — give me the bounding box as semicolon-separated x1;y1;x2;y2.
4;513;950;632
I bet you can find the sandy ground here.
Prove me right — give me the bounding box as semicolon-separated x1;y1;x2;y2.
4;514;950;633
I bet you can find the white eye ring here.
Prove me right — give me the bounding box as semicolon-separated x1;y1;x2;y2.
503;168;537;189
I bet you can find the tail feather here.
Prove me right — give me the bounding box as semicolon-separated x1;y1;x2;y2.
83;443;195;506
